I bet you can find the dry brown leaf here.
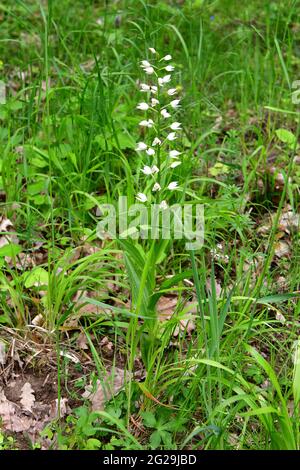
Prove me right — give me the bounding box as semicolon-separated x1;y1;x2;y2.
31;314;44;327
157;296;178;321
20;382;35;412
83;368;131;411
157;296;196;336
0;388;33;432
0;340;6;366
49;398;69;419
278;210;299;233
275;311;286;324
77;331;89;350
274;240;290;258
0;217;15;248
100;336;114;356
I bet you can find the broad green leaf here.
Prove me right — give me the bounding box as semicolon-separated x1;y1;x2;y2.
275;128;297;149
0;244;22;258
24;267;49;288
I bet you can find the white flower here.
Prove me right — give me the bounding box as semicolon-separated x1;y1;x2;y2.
146;147;155;156
150;85;158;94
170;122;181;130
141;60;151;68
167;132;177;141
152;137;162;146
165;65;175;72
149;47;157;54
139;119;154;128
141;165;153;175
158;75;171;86
162;55;172;61
170;99;180;108
151;98;159;107
167;88;177;96
136;193;147;202
161;109;171;119
159;200;168;210
135;142;147;151
144;66;154;75
168;181;178;190
169;150;181;158
170;161;182;168
152;183;161;192
141;165;159;175
140;83;150;92
137;102;149;110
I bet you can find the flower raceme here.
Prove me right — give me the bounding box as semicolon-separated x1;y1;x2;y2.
135;49;183;208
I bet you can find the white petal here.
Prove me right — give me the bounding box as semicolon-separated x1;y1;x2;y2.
151;165;159;174
167;88;177;96
170;122;181;130
170;161;181;168
151;98;159;106
159;74;171;86
152;183;161;192
136;193;147;202
140;83;150;92
141;60;151;68
141;165;153;175
161;109;171;118
149;47;156;54
159;200;168;210
162;74;171;83
139;119;154;128
168;181;178;190
146;148;155;156
137;102;149;110
167;132;177;141
162;55;172;61
144;66;154;75
150;85;158;94
169;150;181;158
170;99;180;108
165;65;175;72
135;142;147;151
152;137;162;146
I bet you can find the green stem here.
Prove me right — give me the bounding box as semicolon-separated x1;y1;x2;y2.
126;240;156;425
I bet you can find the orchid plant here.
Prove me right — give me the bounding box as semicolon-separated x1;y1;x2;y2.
135;48;182;208
123;48;186;372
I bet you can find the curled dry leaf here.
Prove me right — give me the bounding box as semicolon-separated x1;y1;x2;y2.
59;350;80;364
0;340;6;366
274;240;290;258
0;217;16;248
20;382;35;412
100;336;114;356
77;331;89;350
31;313;44;327
275;311;286;324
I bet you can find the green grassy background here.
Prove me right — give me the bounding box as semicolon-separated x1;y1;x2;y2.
0;0;299;450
